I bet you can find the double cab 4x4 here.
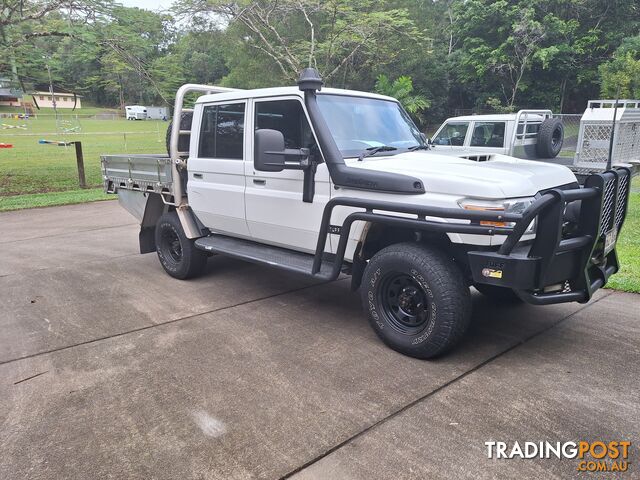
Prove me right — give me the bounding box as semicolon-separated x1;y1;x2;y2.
102;69;632;359
430;110;565;160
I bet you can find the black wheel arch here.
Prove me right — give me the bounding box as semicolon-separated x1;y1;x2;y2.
350;222;457;291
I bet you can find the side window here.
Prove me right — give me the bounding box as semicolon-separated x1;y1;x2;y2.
433;122;469;146
471;122;506;147
255;99;316;151
199;103;245;159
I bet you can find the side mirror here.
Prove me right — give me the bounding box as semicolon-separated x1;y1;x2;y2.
253;128;316;203
255;129;286;172
255;128;311;172
420;132;427;144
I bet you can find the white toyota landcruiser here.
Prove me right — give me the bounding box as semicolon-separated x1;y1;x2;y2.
102;69;631;359
429;110;564;160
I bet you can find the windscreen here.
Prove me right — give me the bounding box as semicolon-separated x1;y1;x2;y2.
316;94;424;157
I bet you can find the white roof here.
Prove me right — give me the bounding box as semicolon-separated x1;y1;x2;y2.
196;86;397;104
446;113;546;122
447;114;519;122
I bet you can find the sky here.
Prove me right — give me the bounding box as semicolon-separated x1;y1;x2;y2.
118;0;175;11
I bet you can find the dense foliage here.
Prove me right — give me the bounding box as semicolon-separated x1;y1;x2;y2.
1;0;638;124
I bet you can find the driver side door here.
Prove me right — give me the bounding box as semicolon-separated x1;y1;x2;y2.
244;96;331;254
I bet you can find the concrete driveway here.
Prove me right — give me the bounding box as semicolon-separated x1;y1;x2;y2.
1;200;638;479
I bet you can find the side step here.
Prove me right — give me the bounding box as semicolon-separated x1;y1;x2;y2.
194;234;337;279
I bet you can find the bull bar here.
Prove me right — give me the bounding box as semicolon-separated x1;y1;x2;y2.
312;168;631;305
468;167;631;304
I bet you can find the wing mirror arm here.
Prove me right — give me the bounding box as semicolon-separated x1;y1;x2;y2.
302;158;317;203
263;148;316;203
276;148;317;203
263;148;311;170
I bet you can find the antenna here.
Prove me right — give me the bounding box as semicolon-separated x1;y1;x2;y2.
606;87;620;171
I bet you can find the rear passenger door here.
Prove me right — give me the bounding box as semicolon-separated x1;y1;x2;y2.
188;101;251;237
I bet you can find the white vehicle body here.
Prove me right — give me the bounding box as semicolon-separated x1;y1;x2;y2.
183;89;574;258
125;105;147;120
101;70;631;358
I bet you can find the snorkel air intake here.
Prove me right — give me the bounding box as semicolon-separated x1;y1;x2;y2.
297;68;425;194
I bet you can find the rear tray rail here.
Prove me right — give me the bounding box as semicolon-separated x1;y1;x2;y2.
101;154;173;195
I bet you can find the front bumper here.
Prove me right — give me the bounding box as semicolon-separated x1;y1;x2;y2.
468;167;632;305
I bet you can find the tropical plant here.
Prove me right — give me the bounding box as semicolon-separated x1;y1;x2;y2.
374;74;430;115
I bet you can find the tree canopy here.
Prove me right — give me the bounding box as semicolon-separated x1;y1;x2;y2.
1;0;638;124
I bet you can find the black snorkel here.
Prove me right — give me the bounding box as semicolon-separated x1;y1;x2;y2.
297;68;425;194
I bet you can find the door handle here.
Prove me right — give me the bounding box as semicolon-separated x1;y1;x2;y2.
193;173;203;179
253;179;266;186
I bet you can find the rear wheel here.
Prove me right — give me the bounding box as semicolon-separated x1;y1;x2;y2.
361;243;471;359
155;212;207;279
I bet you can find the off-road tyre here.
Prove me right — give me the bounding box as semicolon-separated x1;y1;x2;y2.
536;117;564;158
165;111;193;158
361;242;471;359
474;283;523;303
155;212;207;279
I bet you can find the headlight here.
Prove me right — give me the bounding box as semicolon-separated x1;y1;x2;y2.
458;197;536;233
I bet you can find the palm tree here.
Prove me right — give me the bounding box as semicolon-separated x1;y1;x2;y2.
374;75;430;115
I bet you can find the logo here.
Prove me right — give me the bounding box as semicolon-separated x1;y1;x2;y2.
485;441;632;473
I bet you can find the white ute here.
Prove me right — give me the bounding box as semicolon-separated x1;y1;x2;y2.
102;69;632;359
429;110;564;160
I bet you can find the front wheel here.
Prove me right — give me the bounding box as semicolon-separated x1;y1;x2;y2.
361;243;471;359
155;212;207;279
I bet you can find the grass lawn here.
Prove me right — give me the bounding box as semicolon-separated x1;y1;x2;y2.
0;110;168;210
0;188;112;211
606;178;640;293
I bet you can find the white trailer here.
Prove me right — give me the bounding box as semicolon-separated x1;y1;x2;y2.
145;106;168;120
125;105;147;120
